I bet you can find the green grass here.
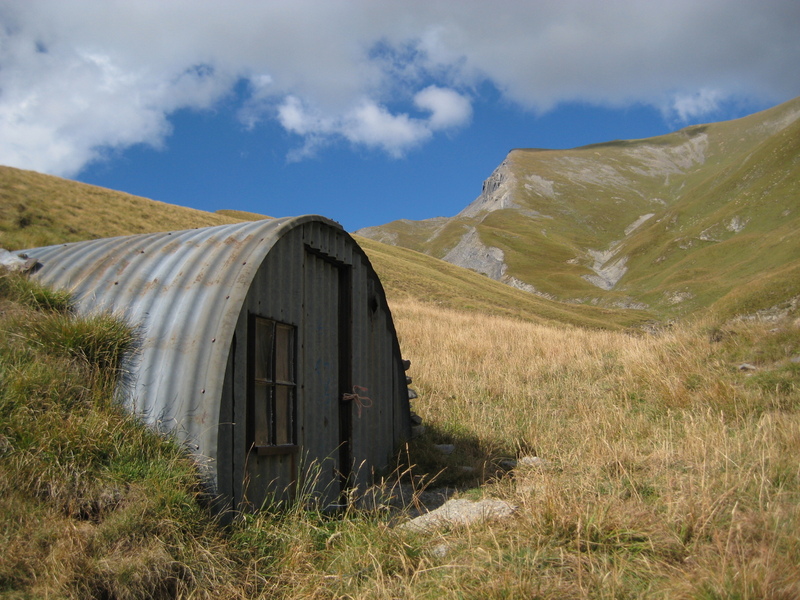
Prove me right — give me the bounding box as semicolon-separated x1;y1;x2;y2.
359;96;800;319
0;271;71;312
0;273;238;597
356;235;652;329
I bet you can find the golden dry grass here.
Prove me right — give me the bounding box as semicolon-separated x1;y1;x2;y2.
172;299;796;599
2;274;798;599
378;299;800;599
0;165;245;250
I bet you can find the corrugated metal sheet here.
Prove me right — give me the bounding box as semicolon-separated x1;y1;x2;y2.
26;216;410;506
21;214;410;507
23;216;336;473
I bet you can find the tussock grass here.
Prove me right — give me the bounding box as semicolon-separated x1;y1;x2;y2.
0;274;239;598
391;298;800;598
1;275;799;597
0;270;71;312
3;246;800;597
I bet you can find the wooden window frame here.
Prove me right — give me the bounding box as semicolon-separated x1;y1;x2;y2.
248;315;298;456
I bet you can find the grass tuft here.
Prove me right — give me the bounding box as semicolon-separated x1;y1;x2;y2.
0;271;71;312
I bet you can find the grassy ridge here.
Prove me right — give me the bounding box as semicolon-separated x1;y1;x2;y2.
356;235;650;329
621;113;800;318
0;164;648;329
0;165;245;250
360;97;800;319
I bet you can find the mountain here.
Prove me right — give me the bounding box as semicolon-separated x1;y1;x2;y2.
357;97;800;319
0;165;648;329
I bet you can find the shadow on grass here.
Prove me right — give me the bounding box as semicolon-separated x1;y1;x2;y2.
346;422;524;519
396;421;520;491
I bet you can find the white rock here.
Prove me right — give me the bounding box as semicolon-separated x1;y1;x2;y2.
0;249;37;273
434;444;455;455
399;498;516;533
430;543;449;558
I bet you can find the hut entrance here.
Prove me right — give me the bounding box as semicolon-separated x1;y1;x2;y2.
303;247;353;505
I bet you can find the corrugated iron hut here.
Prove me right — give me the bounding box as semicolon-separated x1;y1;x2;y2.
23;216;411;511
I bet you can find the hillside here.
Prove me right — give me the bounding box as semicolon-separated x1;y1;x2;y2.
1;131;798;599
0;165;648;329
3;268;799;598
0;166;250;249
358;97;800;319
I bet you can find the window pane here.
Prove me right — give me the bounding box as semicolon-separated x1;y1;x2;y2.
250;317;295;448
275;385;293;445
253;382;270;446
275;323;294;383
254;319;274;381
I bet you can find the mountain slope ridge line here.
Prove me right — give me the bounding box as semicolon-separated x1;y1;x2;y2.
357;96;800;319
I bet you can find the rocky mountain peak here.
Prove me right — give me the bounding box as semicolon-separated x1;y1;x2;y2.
355;96;800;317
457;159;518;218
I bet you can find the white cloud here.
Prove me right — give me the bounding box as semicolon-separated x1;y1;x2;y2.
342;100;431;156
0;0;798;175
414;86;472;130
668;89;725;123
278;96;331;137
277;93;464;158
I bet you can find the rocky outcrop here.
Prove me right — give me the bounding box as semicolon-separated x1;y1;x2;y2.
442;227;538;293
442;227;505;280
457;160;518;218
583;247;629;291
581;213;654;291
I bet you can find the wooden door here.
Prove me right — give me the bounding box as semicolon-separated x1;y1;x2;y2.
302;249;353;506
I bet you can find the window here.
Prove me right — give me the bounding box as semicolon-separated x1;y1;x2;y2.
250;317;296;452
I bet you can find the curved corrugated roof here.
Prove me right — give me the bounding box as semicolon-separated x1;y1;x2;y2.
22;215;341;471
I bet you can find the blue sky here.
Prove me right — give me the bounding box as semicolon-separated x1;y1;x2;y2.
79;90;682;231
2;1;799;232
